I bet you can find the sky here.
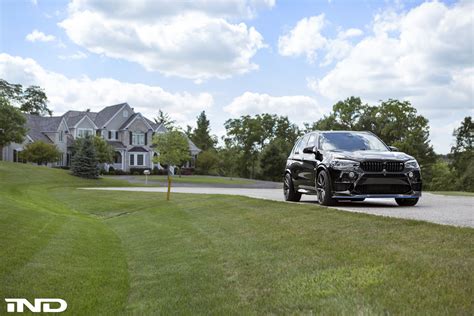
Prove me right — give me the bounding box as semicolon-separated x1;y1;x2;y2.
0;0;472;154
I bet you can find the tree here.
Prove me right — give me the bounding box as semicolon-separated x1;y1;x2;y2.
450;117;473;191
92;136;114;163
20;85;52;116
195;149;220;175
71;136;99;179
152;131;190;199
154;110;176;130
224;114;300;178
0;97;27;159
259;139;288;181
21;141;61;165
189;111;216;151
0;79;52;116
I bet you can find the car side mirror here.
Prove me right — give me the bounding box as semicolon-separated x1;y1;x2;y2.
302;146;316;154
389;146;399;152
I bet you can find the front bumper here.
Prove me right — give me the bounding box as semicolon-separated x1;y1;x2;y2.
329;168;422;199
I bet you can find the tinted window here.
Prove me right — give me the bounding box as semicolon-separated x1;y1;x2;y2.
296;135;309;154
319;132;388;152
307;133;317;148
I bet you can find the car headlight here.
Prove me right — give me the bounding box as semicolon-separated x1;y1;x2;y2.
405;159;420;169
330;159;359;170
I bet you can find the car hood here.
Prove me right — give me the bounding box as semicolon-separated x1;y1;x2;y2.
331;150;414;162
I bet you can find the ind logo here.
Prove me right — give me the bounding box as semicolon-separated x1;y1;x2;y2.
5;298;67;313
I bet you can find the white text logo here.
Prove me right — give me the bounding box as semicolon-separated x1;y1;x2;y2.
5;298;67;313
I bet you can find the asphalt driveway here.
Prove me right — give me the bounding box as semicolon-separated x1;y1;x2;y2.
83;187;473;228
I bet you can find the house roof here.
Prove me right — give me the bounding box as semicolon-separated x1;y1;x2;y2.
94;103;128;128
107;141;126;149
25;115;63;143
129;146;149;152
186;137;201;155
63;110;97;127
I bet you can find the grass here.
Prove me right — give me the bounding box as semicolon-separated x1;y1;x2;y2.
1;162;473;314
105;174;257;185
429;191;474;197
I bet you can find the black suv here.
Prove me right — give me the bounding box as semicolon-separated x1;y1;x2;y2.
284;131;422;206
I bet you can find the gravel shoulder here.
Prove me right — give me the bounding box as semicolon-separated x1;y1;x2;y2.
82;187;474;228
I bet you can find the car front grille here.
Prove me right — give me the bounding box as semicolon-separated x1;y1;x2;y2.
356;184;411;194
360;161;404;172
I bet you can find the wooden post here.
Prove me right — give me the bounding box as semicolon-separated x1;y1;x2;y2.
166;175;171;201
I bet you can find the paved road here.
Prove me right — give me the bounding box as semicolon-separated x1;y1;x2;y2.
83;187;474;228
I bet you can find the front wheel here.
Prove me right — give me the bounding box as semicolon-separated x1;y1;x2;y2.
395;198;419;206
316;170;336;206
284;173;301;202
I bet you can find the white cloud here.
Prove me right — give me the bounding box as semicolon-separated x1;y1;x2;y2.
59;0;271;81
307;0;474;153
0;53;213;125
59;51;87;60
278;15;363;65
25;30;56;42
223;92;326;124
278;15;327;63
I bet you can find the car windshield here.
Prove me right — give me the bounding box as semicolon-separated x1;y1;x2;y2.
319;132;388;152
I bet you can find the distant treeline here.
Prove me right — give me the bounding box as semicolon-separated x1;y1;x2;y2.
186;97;472;192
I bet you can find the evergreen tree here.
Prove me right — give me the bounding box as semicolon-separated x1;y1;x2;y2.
71;136;99;179
190;111;216;151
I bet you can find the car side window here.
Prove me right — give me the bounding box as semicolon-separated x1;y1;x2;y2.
296;135;309;154
292;137;302;155
307;133;317;149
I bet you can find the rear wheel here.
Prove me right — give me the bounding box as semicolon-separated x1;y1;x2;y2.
316;170;336;206
395;198;419;206
283;173;301;202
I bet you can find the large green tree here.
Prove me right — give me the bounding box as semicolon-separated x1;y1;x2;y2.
189;111;216;151
93;136;114;163
0;79;52;116
224;114;300;178
71;136;99;179
21;141;61;165
0;97;27;159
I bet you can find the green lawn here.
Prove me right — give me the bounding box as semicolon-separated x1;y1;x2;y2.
429;191;474;197
1;162;473;314
105;174;257;185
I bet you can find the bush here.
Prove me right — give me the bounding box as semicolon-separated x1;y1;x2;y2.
180;168;194;175
152;167;167;175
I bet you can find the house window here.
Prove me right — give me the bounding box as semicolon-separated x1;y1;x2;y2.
129;153;144;166
132;132;145;145
59;130;63;142
77;128;93;138
123;110;128;118
137;154;144;166
108;130;118;140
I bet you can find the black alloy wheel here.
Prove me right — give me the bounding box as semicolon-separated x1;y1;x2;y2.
316;170;336;206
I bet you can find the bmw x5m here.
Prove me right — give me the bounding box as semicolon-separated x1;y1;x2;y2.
284;131;422;206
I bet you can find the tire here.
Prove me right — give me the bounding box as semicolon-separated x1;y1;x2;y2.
283;173;301;202
316;170;336;206
395;198;419;206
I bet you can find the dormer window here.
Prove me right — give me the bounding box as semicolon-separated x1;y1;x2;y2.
123;110;128;118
